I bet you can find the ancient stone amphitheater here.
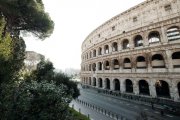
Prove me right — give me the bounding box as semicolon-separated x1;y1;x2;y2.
81;0;180;102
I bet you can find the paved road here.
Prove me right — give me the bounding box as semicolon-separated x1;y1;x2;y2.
75;87;180;120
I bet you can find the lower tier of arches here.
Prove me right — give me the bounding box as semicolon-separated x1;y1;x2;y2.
81;77;180;101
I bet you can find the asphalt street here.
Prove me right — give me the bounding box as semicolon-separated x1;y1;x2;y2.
72;86;180;120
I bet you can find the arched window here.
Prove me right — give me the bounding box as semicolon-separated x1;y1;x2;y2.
86;53;88;59
139;80;150;95
148;31;160;43
93;77;96;86
104;61;110;70
167;26;180;41
98;47;102;55
104;45;109;54
136;56;146;68
122;39;129;49
125;79;133;93
124;58;131;69
93;49;96;57
105;78;110;89
152;54;165;68
113;59;119;70
98;78;103;88
172;51;180;68
92;63;96;71
112;42;118;51
155;80;170;98
134;35;143;47
114;79;120;91
98;62;102;70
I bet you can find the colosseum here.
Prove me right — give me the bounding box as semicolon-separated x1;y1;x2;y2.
81;0;180;103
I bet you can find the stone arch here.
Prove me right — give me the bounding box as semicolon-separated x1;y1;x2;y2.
104;60;110;70
167;26;180;41
148;31;160;43
134;35;143;47
86;53;88;59
151;54;165;68
98;78;103;88
113;79;120;91
98;62;102;70
105;78;110;89
89;64;91;71
104;45;109;54
92;63;96;71
139;80;150;95
123;58;131;69
93;77;96;86
155;80;170;98
122;39;129;49
136;56;146;68
93;49;96;57
112;42;118;51
98;47;102;55
125;79;133;93
172;51;180;68
113;59;119;70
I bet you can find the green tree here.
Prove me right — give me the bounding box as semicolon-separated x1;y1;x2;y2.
0;0;54;39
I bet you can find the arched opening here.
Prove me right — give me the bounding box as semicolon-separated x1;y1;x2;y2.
112;42;118;51
167;26;180;41
113;59;119;70
136;56;146;68
155;80;170;98
172;51;180;68
98;62;102;70
178;82;180;97
104;45;109;54
124;58;131;69
86;53;88;59
105;78;110;89
93;49;96;57
89;77;91;85
134;35;143;47
148;31;160;43
104;61;110;70
98;47;102;55
98;78;103;88
114;79;120;91
125;79;133;93
93;77;96;86
139;80;150;95
122;39;129;49
152;54;165;68
92;63;96;71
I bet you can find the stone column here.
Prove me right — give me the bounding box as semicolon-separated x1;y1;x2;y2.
165;50;173;72
133;80;139;95
161;26;168;44
118;40;122;51
129;37;134;49
110;78;114;90
96;62;98;71
120;79;126;93
144;32;149;47
102;78;106;89
149;79;157;98
109;44;112;53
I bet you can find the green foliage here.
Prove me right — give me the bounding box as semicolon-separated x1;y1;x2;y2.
0;0;54;39
69;108;90;120
0;16;26;83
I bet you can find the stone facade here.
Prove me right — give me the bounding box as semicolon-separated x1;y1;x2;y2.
81;0;180;101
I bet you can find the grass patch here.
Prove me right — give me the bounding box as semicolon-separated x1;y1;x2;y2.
69;107;90;120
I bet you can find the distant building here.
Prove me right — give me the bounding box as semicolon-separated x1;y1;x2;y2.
24;51;45;72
